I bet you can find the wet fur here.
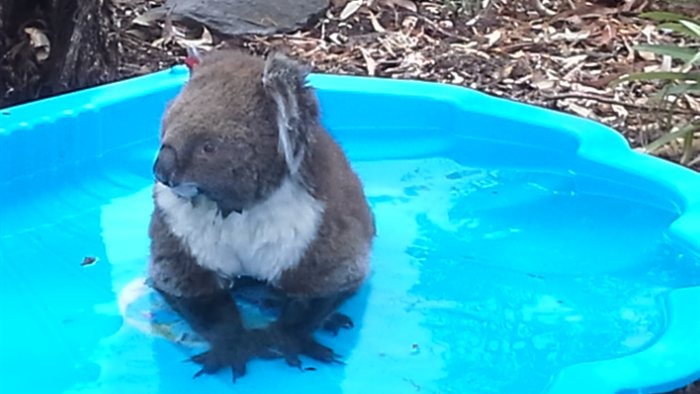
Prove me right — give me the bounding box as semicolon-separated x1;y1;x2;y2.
148;49;375;379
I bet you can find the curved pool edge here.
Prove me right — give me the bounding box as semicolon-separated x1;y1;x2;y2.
545;286;700;394
0;66;190;133
2;65;700;393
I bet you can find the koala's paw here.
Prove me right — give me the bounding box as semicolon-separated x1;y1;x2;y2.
189;330;277;382
265;327;344;369
321;312;354;336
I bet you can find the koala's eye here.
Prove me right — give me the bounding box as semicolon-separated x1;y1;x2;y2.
202;141;216;154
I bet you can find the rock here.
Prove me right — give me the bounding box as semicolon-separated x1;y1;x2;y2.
163;0;330;36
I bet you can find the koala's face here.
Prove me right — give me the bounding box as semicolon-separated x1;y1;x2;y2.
153;52;288;215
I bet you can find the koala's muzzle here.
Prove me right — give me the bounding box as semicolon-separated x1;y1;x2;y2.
153;145;178;186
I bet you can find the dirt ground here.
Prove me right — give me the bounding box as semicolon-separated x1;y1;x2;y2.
110;0;700;167
2;0;699;392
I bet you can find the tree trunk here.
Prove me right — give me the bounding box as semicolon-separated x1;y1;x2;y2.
0;0;119;109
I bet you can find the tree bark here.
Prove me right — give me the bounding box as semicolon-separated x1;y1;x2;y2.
0;0;119;109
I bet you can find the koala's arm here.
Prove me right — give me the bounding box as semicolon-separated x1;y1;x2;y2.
261;129;374;366
148;208;270;378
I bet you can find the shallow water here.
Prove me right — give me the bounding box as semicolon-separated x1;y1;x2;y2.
1;153;699;394
360;157;700;393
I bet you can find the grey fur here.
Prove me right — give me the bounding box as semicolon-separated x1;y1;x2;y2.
149;47;375;300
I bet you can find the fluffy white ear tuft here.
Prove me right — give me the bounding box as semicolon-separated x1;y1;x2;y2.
262;51;313;175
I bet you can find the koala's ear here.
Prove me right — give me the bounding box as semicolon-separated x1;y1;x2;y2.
262;51;315;175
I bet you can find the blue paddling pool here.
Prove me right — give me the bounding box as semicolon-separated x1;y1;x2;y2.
1;65;699;394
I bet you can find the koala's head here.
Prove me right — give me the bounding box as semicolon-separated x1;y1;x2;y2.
153;49;320;216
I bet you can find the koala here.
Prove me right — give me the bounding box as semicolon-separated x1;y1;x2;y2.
147;48;375;381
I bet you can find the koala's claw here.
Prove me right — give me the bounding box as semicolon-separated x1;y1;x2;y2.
265;328;345;369
190;349;248;382
188;330;278;382
322;312;354;336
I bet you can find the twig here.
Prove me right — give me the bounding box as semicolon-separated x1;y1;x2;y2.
412;13;471;44
542;92;698;116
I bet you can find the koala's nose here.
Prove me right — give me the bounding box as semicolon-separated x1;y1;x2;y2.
153;145;178;186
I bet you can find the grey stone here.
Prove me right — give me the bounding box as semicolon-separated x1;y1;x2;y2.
164;0;330;36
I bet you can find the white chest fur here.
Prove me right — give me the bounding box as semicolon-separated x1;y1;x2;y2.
154;178;324;282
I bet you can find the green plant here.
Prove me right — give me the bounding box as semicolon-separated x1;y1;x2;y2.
615;10;700;165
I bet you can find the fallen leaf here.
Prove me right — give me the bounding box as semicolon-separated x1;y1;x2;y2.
660;55;673;72
450;71;465;84
328;32;346;45
565;102;594;118
358;47;377;75
561;54;588;70
531;0;556;16
593;23;617;48
175;26;214;51
24;27;50;62
378;0;418;12
552;28;591;43
401;15;418;31
340;0;363;20
484;30;502;48
368;11;386;32
686;96;700;113
611;104;629;118
622;0;647;12
576;4;620;19
438;20;454;30
532;79;556;90
125;28;149;40
131;10;163;27
570;83;610;95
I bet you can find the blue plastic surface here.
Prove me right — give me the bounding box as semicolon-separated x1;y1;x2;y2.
1;66;700;394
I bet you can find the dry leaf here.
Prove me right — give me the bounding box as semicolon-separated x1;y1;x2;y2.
561;54;587;70
483;30;502;48
328;32;345;45
131;10;163;27
611;104;629;118
401;16;418;30
438;20;454;29
686;96;700;113
552;28;591;43
24;27;50;62
564;102;594;118
637;51;656;61
660;55;673;72
340;0;363;20
531;0;556;16
368;11;386;32
570;83;609;95
532;79;556;90
501;63;515;78
378;0;418;12
622;0;647;12
175;26;214;51
450;71;465;84
358;47;377;75
593;23;617;48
